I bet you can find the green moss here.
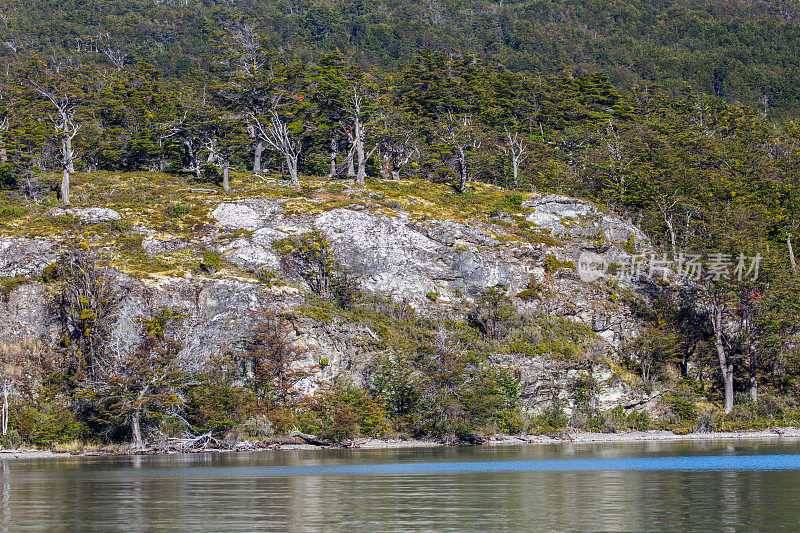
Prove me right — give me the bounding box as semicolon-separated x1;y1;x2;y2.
543;254;575;273
622;235;637;254
0;276;27;298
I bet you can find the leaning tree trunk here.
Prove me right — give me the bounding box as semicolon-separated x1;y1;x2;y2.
61;168;70;205
253;139;263;174
788;233;797;273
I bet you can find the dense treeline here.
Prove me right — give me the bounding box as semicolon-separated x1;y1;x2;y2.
1;0;799;113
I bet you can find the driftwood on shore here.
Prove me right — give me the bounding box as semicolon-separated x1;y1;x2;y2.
162;432;221;452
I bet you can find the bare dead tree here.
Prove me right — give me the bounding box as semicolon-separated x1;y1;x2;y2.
224;20;269;78
0;116;8;163
438;113;482;193
345;86;379;186
655;191;680;260
104;46;127;70
251;110;302;186
498;126;528;188
29;81;81;204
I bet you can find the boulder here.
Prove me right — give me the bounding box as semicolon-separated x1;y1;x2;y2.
0;238;58;277
53;207;122;223
211;199;283;230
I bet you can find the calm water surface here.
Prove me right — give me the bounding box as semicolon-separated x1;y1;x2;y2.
2;439;800;531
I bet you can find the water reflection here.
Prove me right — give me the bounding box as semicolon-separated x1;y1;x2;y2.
2;440;800;531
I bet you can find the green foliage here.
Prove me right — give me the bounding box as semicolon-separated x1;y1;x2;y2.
374;341;523;438
543;255;575;273
10;400;87;447
0;164;18;190
255;268;282;287
516;278;545;302
186;357;257;436
300;383;391;442
0;276;26;298
273;230;336;295
469;285;517;340
531;403;569;433
664;390;699;424
166;203;191;218
0;203;26;219
199;250;222;274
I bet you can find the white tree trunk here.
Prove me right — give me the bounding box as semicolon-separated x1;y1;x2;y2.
749;347;758;404
788;233;797;273
346;148;355;177
457;147;468;193
61;168;71;205
329;137;337;178
253;139;263;174
511;157;519;187
713;307;734;414
355;118;366;185
64;137;75;173
285;153;299;187
1;383;8;436
222;161;230;192
131;408;143;449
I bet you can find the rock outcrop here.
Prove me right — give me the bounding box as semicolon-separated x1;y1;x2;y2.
1;192;656;411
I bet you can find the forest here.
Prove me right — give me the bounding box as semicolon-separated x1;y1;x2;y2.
0;0;799;449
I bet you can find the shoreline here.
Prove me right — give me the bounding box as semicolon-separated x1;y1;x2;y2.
3;428;800;460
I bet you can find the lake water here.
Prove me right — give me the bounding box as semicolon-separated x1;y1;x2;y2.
3;439;800;531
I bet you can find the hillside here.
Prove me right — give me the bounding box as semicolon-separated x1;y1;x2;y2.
0;171;798;447
2;0;800;113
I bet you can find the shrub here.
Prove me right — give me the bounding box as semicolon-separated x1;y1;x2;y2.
0;276;26;299
302;383;391;442
273;230;336;295
331;268;362;309
517;279;545;301
0;163;18;190
256;268;281;287
469;285;517;340
235;415;274;440
543;254;575;273
199;250;221;274
166;203;191;218
11;400;87;448
532;402;569;432
664;391;698;424
0;203;26;220
186;370;256;436
199;163;222;185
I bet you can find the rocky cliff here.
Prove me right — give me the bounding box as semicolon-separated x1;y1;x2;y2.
0;180;660;413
